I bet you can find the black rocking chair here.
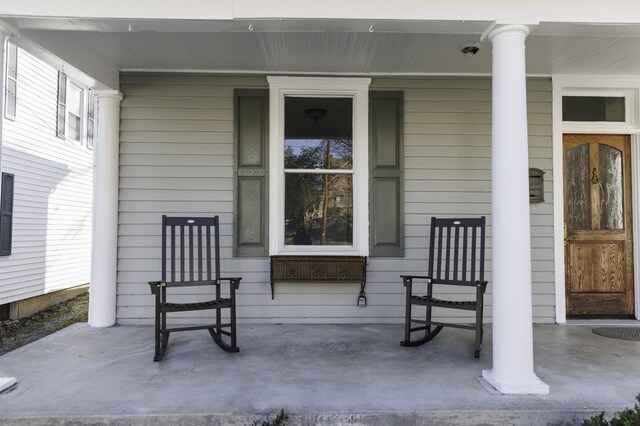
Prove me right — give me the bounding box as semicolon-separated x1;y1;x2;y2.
401;217;488;357
148;215;241;361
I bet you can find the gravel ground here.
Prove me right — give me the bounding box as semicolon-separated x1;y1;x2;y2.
0;292;88;356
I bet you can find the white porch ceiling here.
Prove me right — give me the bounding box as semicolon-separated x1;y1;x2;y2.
4;17;640;87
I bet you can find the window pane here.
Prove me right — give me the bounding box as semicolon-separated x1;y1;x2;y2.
563;96;625;122
599;145;623;230
285;173;353;246
67;112;81;141
67;83;82;116
284;96;352;169
284;138;352;170
565;144;590;230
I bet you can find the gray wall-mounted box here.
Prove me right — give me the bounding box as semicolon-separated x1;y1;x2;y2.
529;168;545;203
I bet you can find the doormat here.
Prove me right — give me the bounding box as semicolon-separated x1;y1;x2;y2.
592;327;640;341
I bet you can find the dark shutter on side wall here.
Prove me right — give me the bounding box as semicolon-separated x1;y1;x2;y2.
234;89;268;257
369;91;404;257
0;173;15;256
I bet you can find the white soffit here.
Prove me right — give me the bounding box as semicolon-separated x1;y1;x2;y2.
3;18;491;34
4;17;640;76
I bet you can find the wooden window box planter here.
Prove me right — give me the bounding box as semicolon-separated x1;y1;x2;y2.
269;256;367;302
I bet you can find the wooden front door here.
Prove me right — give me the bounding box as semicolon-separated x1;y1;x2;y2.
564;134;635;317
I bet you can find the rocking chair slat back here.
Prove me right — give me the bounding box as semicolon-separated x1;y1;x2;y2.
162;216;220;285
428;217;485;285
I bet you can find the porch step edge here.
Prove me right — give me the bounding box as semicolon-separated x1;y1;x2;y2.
0;409;613;426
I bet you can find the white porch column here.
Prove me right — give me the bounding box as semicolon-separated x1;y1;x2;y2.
88;91;122;328
482;25;549;394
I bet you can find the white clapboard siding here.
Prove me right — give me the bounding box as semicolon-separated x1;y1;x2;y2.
0;47;93;305
117;74;554;325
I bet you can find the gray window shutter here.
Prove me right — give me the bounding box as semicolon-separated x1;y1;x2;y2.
234;89;268;257
369;91;404;257
0;173;15;256
57;72;67;138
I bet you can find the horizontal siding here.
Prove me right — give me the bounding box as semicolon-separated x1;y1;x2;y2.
370;77;555;324
117;74;554;325
0;47;92;305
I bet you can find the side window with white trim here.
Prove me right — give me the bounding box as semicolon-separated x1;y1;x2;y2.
57;71;92;147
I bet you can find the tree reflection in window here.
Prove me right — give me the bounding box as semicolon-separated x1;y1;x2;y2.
284;138;353;245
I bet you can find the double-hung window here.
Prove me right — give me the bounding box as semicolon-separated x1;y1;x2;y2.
268;77;371;256
57;72;93;147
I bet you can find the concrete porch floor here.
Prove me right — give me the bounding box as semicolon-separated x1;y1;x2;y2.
0;323;639;425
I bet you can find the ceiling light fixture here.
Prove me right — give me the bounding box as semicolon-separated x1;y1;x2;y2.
461;45;480;57
305;108;327;122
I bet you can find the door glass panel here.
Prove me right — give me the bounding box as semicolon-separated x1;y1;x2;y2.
565;144;590;230
599;145;624;230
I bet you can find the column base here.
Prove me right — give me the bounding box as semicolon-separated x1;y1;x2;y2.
482;369;549;395
0;377;16;393
88;317;115;328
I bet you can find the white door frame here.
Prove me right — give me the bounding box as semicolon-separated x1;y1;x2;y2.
552;75;640;323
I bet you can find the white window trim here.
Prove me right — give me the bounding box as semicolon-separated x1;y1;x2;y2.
561;87;636;133
267;76;371;256
552;75;640;323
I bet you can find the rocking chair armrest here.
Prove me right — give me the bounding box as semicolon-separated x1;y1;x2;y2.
400;275;432;288
476;280;488;293
149;279;227;292
219;277;242;290
148;281;165;295
400;275;431;280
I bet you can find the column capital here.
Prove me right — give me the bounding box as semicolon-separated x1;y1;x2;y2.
94;90;123;102
487;24;530;42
